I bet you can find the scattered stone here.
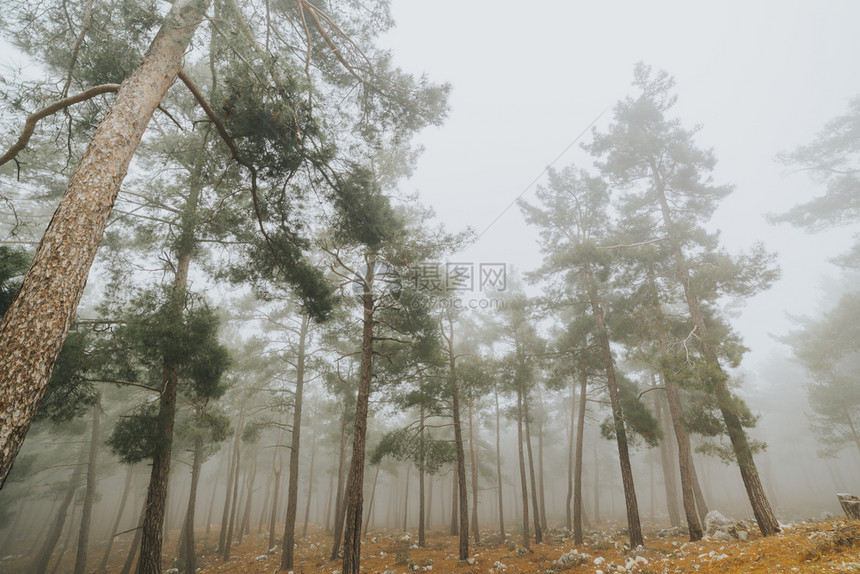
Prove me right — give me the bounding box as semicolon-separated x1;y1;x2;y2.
704;510;732;534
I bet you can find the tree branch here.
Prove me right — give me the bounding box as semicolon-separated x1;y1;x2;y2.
0;84;121;169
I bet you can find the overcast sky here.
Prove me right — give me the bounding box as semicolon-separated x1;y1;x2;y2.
380;0;860;381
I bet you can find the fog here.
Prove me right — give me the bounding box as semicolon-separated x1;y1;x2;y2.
0;1;859;573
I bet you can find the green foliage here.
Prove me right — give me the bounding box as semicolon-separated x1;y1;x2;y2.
107;402;162;464
599;374;660;448
331;166;403;249
35;329;99;424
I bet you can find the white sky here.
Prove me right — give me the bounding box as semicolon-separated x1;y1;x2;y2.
380;0;860;378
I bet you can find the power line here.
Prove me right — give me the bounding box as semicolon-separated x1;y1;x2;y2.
474;106;610;242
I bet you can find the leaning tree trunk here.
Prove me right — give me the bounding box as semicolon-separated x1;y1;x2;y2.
516;389;531;551
281;311;310;570
32;450;84;574
341;261;376;574
584;264;644;548
73;403;100;574
652;166;779;537
120;508;145;574
0;0;211;487
219;407;243;553
362;465;380;538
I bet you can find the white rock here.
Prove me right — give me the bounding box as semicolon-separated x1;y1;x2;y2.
594;556;605;565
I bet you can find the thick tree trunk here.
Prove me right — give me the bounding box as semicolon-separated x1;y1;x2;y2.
573;370;587;545
99;465;134;571
585;264;643;548
467;399;480;543
652;167;779;537
495;390;505;542
281;311;309;569
32;457;83;574
0;0;211;488
179;436;203;573
523;392;543;544
341;261;376;574
516;389;531;551
73;403;100;574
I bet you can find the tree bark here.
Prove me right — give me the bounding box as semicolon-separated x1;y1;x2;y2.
537;407;548;531
516;389;531;551
449;469;458;536
362;465;380;538
0;0;212;488
341;258;376;574
179;435;203;573
467;399;480;544
573;370;587;545
444;316;470;561
302;422;317;538
222;412;244;560
99;465;134;571
281;310;309;569
418;401;426;546
651;163;779;537
653;389;681;528
523;392;543;544
494;389;505;542
73;403;100;574
402;467;410;531
584;264;643;548
329;418;348;557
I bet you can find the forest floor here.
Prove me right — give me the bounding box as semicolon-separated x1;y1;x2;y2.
10;517;860;573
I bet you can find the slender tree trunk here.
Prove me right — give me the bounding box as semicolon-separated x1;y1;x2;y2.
179;436;203;574
444;316;469;561
566;377;575;531
258;471;272;534
73;403;100;574
467;399;480;543
449;470;458;536
652;169;779;536
32;449;84;574
50;496;78;574
329;418;348;555
120;507;146;574
99;465;134;571
523;391;543;544
281;311;309;569
0;0;212;489
222;413;244;560
584;264;643;548
341;260;376;574
537;407;548;531
573;370;587;545
418;401;426;546
302;422;317;538
654;390;681;528
516;389;531;551
238;457;256;542
593;447;600;524
495;389;505;542
690;457;708;524
362;465;380;538
402;468;410;531
268;469;282;549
